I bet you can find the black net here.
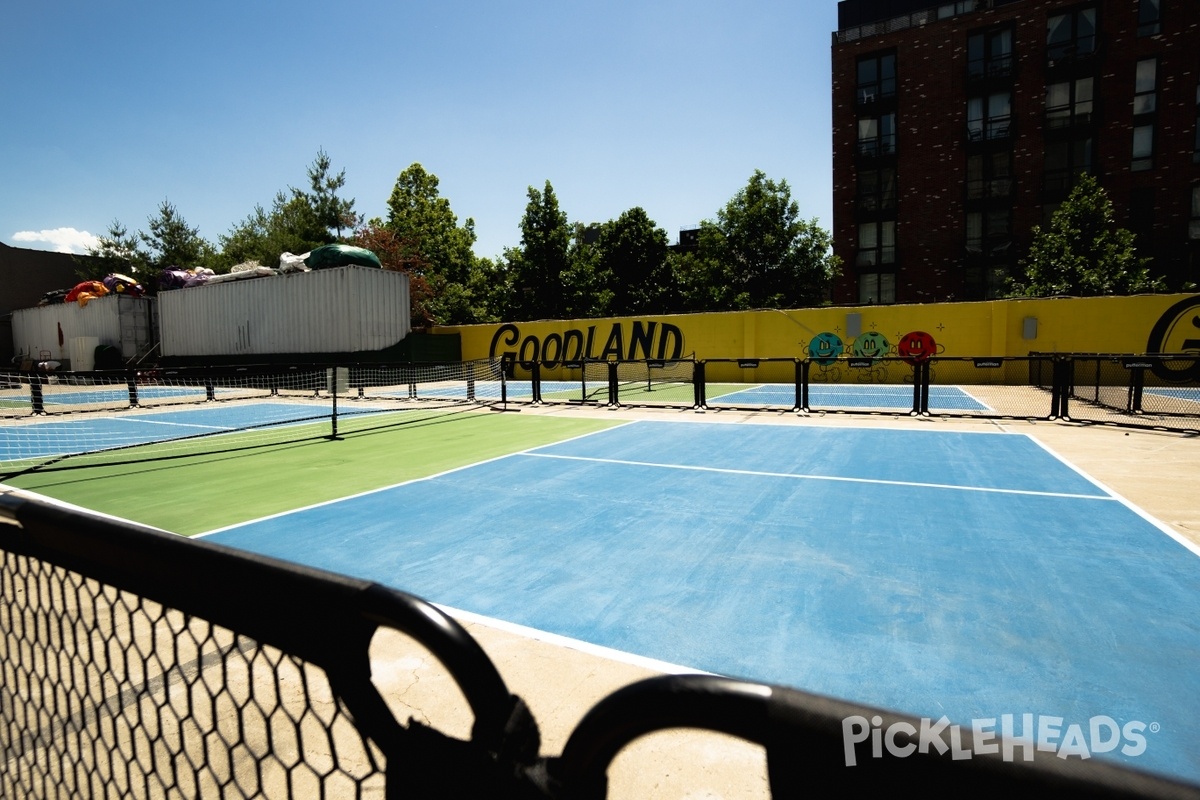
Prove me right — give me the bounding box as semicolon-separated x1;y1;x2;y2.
922;356;1057;419
608;360;696;408
1062;355;1200;433
0;360;506;479
700;359;800;412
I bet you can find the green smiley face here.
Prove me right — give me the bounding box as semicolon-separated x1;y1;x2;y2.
852;331;890;362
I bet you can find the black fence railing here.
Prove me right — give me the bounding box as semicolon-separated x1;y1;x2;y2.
5;354;1198;438
1046;354;1200;427
507;355;1199;434
4;492;1196;798
0;360;508;419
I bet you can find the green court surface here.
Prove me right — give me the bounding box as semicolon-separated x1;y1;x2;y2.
3;411;618;535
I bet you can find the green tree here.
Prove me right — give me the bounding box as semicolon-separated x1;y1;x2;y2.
217;150;358;270
595;208;676;316
302;148;359;239
384;163;483;324
510;181;570;321
143;200;215;269
86;201;215;286
560;223;609;318
85;220;148;280
1010;173;1164;297
218;193;319;269
693;170;839;310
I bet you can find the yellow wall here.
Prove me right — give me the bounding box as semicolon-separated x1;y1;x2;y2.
439;294;1200;373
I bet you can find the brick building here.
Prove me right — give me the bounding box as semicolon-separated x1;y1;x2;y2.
831;0;1200;304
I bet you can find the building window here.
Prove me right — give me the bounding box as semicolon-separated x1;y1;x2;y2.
1128;188;1155;244
1133;124;1155;171
857;113;896;156
1190;185;1200;240
857;220;895;267
857;167;897;212
1046;78;1094;128
938;2;973;20
967;93;1011;140
857;53;896;105
966;210;1011;256
1195;81;1200;163
1138;0;1161;36
1134;58;1157;115
967;152;1013;200
1044;138;1093;194
967;27;1013;80
1047;7;1096;64
964;266;1010;300
858;273;896;304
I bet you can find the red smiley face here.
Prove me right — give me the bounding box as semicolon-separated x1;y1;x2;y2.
898;331;937;365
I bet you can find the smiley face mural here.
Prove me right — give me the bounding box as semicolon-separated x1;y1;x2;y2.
851;331;890;363
1146;295;1200;382
898;331;937;365
808;332;844;366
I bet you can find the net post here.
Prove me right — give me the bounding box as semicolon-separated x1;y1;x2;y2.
907;362;916;412
921;360;931;414
30;373;45;415
694;360;706;409
1050;356;1073;419
531;361;542;404
327;367;347;440
607;361;619;407
127;369;140;408
795;359;808;412
500;359;509;408
205;374;216;402
1049;359;1062;419
1060;357;1073;419
1128;361;1146;413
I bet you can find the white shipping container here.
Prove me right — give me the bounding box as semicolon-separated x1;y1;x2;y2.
158;266;410;357
11;294;156;366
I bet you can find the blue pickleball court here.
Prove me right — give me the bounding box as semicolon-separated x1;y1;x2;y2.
202;420;1200;784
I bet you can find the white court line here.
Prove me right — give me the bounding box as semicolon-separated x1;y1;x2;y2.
1018;429;1200;559
109;417;234;431
440;604;714;677
521;451;1117;500
0;486;178;535
196;419;640;537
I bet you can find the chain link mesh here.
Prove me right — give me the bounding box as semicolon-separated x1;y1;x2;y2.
1;550;385;799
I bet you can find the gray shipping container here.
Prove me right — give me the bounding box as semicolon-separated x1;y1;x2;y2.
157;266;411;358
11;294;155;369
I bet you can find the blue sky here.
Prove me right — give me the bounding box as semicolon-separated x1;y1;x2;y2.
2;1;839;260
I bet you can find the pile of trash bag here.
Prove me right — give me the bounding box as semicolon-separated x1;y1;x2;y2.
39;274;146;307
34;247;383;303
153;246;382;291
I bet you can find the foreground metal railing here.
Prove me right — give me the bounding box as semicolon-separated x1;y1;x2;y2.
3;492;1198;798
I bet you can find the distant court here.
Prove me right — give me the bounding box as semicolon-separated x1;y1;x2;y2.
203;419;1200;785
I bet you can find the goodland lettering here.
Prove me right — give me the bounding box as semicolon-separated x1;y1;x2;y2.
489;321;684;366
